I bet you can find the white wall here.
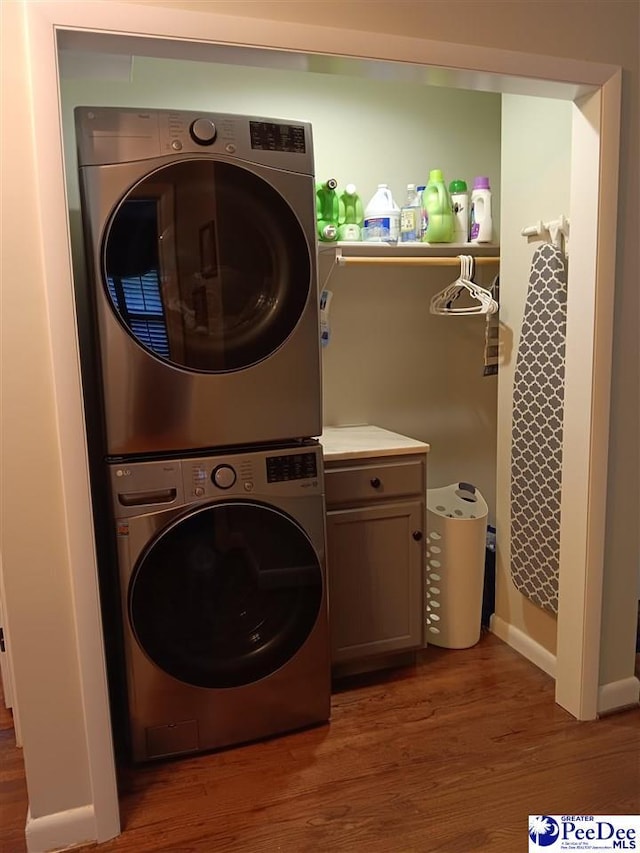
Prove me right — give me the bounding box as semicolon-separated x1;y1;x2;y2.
321;261;499;512
0;0;94;822
495;94;573;656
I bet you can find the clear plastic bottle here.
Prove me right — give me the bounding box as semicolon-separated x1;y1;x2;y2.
399;183;422;242
416;185;427;238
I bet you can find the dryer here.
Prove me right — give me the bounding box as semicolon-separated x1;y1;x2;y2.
110;442;330;762
75;106;322;457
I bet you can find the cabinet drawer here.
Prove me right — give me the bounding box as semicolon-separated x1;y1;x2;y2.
325;458;424;506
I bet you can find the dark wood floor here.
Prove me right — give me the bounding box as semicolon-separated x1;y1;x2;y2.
0;679;28;853
2;634;639;853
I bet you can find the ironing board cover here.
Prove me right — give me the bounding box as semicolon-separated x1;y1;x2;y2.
510;242;567;614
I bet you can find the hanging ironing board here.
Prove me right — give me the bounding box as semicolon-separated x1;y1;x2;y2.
510;241;568;614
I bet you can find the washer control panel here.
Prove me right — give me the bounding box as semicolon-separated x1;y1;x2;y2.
110;446;323;516
266;452;318;483
182;445;322;500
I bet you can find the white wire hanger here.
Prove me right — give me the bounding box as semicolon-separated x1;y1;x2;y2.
430;255;499;316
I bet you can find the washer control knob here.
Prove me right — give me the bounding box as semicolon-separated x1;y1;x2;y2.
194;486;205;497
189;118;216;145
212;464;237;489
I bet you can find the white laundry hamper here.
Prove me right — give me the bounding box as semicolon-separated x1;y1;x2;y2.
426;482;489;649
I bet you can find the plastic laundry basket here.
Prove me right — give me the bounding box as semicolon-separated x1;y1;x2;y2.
426;482;489;649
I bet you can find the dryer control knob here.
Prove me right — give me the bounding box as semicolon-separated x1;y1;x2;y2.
190;118;217;145
212;464;237;489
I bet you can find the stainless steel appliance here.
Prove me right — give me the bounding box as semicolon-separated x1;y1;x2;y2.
110;442;330;761
76;106;322;456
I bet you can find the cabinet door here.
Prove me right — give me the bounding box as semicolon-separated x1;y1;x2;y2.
326;500;424;664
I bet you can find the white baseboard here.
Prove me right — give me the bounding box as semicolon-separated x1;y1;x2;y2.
26;804;96;853
597;676;640;715
490;614;557;678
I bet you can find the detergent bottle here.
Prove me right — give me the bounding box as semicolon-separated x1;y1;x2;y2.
337;184;364;241
449;179;470;244
469;176;493;243
422;169;454;243
316;178;340;242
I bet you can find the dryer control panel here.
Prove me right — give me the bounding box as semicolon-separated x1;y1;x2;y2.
75;106;314;175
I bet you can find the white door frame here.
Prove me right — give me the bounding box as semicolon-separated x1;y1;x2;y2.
17;0;622;844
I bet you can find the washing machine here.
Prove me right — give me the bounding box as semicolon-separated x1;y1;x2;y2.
75;106;322;457
110;442;330;762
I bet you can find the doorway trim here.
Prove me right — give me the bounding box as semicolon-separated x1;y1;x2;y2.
16;0;622;845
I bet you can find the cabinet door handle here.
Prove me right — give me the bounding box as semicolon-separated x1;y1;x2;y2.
370;477;381;489
412;530;423;541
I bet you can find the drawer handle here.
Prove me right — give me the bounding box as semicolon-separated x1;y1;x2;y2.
370;477;381;489
412;530;423;541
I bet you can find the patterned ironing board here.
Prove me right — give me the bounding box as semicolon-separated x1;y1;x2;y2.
510;242;568;614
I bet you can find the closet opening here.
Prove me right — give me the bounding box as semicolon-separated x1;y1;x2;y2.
54;23;621;733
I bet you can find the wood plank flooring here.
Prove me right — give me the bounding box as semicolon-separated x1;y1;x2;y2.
0;681;28;853
2;634;639;853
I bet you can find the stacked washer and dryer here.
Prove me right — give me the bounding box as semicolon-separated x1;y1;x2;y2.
75;107;330;762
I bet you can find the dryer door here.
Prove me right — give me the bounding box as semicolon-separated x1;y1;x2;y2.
128;501;323;688
103;159;312;372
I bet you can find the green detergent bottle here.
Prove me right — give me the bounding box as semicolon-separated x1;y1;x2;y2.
422;169;454;243
316;178;340;242
337;184;364;241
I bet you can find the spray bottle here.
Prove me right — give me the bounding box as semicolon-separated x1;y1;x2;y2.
337;184;364;241
316;178;340;242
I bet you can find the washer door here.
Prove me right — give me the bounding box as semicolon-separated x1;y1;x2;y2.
103;159;311;372
129;501;323;688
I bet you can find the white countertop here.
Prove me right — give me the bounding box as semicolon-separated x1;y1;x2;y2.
320;425;430;461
